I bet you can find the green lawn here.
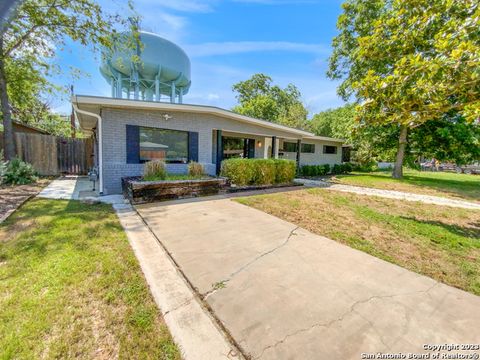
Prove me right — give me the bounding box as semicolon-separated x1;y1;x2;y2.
333;169;480;202
0;199;180;359
237;189;480;295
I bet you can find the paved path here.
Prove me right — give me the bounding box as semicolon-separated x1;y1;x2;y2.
137;198;480;360
295;178;480;210
38;176;91;200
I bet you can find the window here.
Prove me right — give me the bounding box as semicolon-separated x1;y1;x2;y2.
301;144;315;153
223;137;245;159
139;127;189;163
323;145;338;154
283;142;298;152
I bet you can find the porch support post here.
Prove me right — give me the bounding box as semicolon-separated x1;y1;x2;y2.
216;130;223;175
296;139;301;172
271;136;277;159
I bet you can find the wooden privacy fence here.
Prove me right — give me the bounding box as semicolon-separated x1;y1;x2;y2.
13;133;94;176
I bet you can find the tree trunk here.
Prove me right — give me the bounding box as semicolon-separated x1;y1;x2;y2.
0;35;15;160
392;124;408;179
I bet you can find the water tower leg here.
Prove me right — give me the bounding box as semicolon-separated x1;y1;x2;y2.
117;74;122;99
170;82;176;103
179;88;183;104
111;80;116;98
155;76;160;102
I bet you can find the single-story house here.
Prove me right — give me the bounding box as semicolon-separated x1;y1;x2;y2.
73;95;346;195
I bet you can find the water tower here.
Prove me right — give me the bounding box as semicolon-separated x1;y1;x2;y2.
100;31;191;104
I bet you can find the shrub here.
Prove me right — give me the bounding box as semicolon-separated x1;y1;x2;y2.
331;163;354;175
251;159;276;185
221;158;296;186
188;161;205;177
275;159;296;184
342;162;353;173
143;160;166;181
300;164;332;177
220;158;255;186
3;158;38;185
331;164;343;175
322;164;330;175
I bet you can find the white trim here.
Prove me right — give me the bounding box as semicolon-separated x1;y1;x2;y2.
73;95;313;137
303;135;345;143
72;104;104;195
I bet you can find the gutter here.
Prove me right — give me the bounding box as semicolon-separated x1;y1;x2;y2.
72;100;104;195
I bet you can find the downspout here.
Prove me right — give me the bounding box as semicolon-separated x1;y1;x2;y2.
72;102;104;195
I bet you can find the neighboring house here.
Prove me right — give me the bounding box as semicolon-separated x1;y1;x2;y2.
73;95;345;195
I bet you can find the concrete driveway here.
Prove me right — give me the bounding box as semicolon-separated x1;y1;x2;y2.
136;197;480;360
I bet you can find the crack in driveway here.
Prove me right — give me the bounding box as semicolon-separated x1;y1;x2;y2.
203;226;300;299
254;282;441;359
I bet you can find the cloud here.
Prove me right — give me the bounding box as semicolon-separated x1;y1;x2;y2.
185;41;329;57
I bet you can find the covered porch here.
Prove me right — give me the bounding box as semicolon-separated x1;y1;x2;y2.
212;129;302;174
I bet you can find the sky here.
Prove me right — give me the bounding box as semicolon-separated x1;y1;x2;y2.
51;0;345;117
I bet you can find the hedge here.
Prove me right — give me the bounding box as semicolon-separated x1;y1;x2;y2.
300;164;330;177
221;158;296;186
300;163;353;177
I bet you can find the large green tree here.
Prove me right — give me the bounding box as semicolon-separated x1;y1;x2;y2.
232;73;309;130
312;105;480;167
328;0;480;178
0;0;131;160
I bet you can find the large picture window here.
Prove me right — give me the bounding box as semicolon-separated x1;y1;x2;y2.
139;127;189;163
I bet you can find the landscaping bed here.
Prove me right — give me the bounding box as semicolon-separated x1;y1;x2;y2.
122;176;227;204
226;182;302;193
0;179;50;223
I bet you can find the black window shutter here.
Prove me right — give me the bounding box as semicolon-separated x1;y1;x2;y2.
188;131;199;162
126;125;140;164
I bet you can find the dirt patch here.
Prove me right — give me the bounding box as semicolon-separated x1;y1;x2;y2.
0;179;50;224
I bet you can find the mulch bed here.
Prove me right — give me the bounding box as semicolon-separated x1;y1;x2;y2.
0;179;51;223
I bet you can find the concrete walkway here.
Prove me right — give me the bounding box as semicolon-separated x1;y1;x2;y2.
38;176;92;200
137;198;480;360
295;178;480;210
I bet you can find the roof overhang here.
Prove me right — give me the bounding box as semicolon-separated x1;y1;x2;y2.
72;95;315;138
303;135;345;143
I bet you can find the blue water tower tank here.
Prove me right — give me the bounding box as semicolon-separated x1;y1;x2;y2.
100;31;191;103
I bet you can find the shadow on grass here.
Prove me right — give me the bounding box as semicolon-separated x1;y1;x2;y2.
400;216;480;241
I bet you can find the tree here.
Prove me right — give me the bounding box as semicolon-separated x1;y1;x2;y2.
310;104;355;139
311;104;398;165
0;0;131;160
232;74;309;130
328;0;480;178
410;113;480;166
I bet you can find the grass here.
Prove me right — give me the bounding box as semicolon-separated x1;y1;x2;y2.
333;169;480;202
236;189;480;295
0;199;180;359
